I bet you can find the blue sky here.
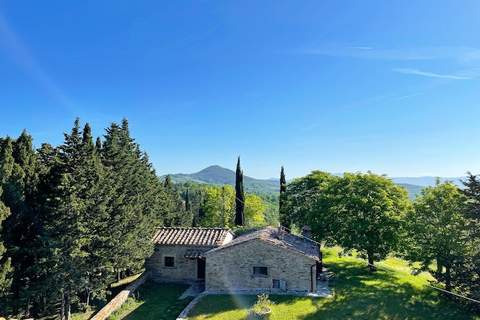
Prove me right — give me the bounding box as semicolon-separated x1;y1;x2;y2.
1;1;480;178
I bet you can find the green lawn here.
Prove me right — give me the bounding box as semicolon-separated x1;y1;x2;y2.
107;282;191;320
188;247;480;320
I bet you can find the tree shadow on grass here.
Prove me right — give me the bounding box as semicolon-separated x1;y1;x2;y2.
293;261;477;320
188;295;257;319
116;282;191;320
188;260;478;320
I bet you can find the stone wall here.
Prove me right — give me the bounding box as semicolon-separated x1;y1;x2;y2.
90;272;149;320
205;239;316;293
146;245;210;283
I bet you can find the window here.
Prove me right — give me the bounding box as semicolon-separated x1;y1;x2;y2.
273;279;286;290
272;279;280;289
164;256;175;267
253;266;268;276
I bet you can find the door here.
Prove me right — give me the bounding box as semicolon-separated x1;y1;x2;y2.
197;258;206;279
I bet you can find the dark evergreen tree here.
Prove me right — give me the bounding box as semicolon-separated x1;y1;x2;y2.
164;175;172;189
101;119;165;282
279;166;288;228
455;173;480;309
0;188;12;297
185;189;191;212
234;157;245;226
0;133;40;316
35;120;111;319
463;173;480;229
95;137;102;151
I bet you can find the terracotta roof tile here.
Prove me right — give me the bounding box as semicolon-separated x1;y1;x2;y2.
153;227;232;247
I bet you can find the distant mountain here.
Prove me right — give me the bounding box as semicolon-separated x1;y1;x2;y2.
165;165;279;195
391;176;464;187
165;165;464;199
397;183;424;199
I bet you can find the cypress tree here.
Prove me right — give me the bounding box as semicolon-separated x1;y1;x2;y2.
279;166;289;228
185;189;191;212
234;157;245;226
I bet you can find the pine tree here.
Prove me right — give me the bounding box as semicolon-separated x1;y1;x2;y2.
234;157;245;226
456;173;480;308
95;137;102;151
463;173;480;227
0;134;39;315
0;187;12;297
279;166;288;227
101;119;163;282
38;120;110;319
164;175;172;189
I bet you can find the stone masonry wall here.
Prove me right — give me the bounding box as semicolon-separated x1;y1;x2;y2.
205;239;316;293
146;245;210;283
90;272;149;320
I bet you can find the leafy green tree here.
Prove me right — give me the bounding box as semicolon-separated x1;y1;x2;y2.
235;157;245;226
244;194;266;227
331;173;409;271
200;185;235;227
403;182;469;290
284;171;338;241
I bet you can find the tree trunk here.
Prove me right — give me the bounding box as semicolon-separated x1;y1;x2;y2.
86;289;90;307
367;252;376;272
25;297;31;317
66;293;71;320
436;259;443;279
60;292;65;320
445;265;452;292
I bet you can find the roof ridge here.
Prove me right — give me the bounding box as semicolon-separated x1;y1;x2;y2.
156;226;230;230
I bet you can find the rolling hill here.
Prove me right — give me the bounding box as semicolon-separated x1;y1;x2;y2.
164;165;435;198
165;165;279;195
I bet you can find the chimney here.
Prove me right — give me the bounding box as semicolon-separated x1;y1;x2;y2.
301;225;312;239
277;226;284;240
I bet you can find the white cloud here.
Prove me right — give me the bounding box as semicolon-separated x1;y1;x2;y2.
296;45;480;62
392;68;473;80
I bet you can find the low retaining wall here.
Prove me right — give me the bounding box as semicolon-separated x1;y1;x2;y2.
90;272;150;320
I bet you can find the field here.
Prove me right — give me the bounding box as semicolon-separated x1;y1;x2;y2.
187;247;479;320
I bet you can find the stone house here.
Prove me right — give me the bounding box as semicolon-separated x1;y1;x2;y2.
146;226;321;294
146;227;234;283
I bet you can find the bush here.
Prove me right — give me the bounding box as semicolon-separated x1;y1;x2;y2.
248;294;274;319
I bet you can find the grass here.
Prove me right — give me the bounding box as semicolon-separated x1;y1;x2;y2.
107;282;191;320
188;247;480;320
